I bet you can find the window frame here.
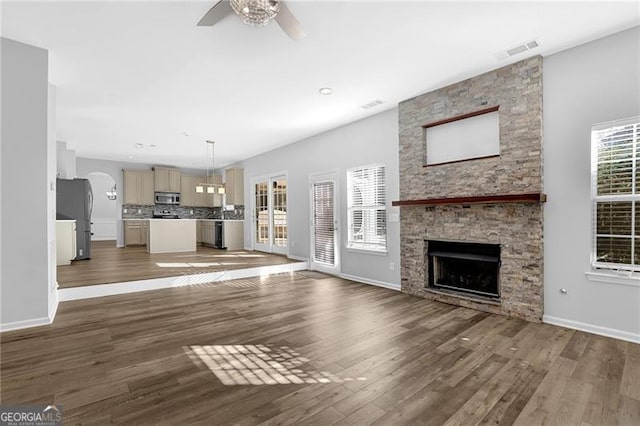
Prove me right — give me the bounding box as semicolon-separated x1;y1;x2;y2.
591;116;640;272
346;164;387;253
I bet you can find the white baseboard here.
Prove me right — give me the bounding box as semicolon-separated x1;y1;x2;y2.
339;273;401;291
60;261;309;302
0;291;59;333
0;315;52;333
49;288;59;322
543;315;640;344
92;236;117;241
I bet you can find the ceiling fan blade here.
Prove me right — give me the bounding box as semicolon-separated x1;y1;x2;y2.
197;0;234;27
275;1;306;41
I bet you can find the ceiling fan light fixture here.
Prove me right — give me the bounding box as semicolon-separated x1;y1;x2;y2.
230;0;280;27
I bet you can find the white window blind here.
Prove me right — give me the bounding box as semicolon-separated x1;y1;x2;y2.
592;116;640;271
313;181;335;265
347;165;387;252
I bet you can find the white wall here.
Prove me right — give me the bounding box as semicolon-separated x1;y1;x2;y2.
56;140;76;179
240;108;401;288
84;172;117;241
544;26;640;342
47;84;58;318
1;38;55;330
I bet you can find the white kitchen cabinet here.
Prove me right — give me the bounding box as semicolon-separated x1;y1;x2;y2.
224;167;244;205
123;170;155;205
154;167;181;193
56;220;76;265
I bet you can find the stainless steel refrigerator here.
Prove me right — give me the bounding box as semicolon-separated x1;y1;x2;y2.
57;178;93;260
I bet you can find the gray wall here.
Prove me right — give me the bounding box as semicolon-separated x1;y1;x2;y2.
1;38;53;328
544;27;640;341
240;108;401;288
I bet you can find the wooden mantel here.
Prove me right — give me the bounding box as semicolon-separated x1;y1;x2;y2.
391;192;547;207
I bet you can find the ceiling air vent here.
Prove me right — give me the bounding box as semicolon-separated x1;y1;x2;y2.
361;99;384;110
506;39;540;57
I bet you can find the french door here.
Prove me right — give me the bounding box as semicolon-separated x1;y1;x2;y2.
253;174;288;255
310;172;339;275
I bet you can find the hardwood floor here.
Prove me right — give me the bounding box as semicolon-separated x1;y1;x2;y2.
1;273;639;425
57;240;296;288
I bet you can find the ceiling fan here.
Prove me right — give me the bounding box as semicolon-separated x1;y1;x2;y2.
197;0;306;41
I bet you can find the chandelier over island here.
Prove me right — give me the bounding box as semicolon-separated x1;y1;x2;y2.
196;140;225;195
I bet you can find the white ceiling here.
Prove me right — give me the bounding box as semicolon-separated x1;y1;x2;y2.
2;1;638;169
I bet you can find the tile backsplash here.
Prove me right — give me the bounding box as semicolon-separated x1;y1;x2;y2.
122;205;245;220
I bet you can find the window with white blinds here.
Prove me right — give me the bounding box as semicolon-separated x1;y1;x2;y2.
592;116;640;271
347;164;387;252
313;181;335;265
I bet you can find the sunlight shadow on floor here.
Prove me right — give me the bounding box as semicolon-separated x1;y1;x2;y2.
156;262;246;268
184;344;367;386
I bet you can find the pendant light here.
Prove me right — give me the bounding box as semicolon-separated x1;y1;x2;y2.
196;140;225;195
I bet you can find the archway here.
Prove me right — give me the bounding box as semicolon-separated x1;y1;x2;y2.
84;172;118;242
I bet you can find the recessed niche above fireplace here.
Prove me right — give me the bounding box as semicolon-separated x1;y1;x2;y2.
423;106;500;166
427;240;501;299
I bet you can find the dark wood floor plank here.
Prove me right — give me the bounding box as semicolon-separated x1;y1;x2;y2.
57;240;296;287
1;272;638;425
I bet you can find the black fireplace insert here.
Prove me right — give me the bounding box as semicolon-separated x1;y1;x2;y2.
427;240;500;299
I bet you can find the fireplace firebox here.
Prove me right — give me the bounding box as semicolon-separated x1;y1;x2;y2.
427;240;500;299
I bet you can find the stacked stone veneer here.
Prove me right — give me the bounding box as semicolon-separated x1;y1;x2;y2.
398;56;543;322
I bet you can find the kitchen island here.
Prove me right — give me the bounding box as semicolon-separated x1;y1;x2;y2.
147;219;197;254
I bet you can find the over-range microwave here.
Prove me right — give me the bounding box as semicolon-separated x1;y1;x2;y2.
155;192;181;205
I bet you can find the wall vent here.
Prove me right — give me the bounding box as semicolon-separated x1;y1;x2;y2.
361;99;384;110
506;39;540;57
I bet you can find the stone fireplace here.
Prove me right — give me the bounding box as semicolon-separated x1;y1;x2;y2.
396;56;544;322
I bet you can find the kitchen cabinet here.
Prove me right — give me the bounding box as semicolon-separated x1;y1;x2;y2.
147;219;196;254
196;220;203;245
197;220;243;249
224;167;244;206
180;175;198;207
199;220;216;246
154;167;181;193
124;220;148;246
123;170;155;205
181;174;223;207
223;221;244;250
56;220;77;265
